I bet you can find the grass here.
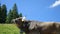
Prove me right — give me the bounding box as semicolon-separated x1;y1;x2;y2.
0;24;20;34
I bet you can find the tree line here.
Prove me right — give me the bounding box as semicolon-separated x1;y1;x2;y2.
0;3;22;23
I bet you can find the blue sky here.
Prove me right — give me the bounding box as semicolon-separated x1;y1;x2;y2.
1;0;60;22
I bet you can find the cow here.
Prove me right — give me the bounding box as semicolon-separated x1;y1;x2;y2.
29;21;60;34
12;17;31;34
12;17;60;34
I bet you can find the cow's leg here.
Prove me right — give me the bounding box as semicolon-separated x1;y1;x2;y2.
20;32;23;34
25;32;29;34
20;29;24;34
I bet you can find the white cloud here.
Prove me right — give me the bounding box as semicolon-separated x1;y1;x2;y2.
49;0;60;8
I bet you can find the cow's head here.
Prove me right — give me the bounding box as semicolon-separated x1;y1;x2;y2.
12;17;30;29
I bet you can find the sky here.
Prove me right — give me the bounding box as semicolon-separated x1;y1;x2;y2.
1;0;60;22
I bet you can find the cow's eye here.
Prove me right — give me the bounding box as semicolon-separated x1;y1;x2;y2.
15;20;18;23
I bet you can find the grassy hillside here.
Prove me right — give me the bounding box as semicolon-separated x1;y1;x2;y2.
0;24;20;34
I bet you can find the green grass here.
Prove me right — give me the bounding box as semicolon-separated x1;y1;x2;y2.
0;24;20;34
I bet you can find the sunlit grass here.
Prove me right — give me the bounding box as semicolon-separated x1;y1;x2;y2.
0;24;20;34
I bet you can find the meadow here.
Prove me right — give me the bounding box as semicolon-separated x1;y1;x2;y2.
0;24;21;34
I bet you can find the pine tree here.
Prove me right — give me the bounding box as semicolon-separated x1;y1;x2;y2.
6;3;19;23
6;9;13;23
0;3;2;23
1;4;7;23
19;13;22;17
12;3;19;19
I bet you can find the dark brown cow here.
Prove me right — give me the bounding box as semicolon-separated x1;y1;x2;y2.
29;21;60;34
12;17;60;34
36;22;60;34
12;17;30;34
